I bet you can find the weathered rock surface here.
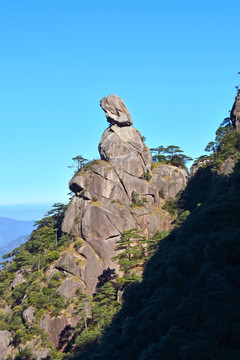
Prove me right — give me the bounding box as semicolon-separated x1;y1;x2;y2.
39;314;71;349
10;271;25;289
98;125;151;176
56;252;82;277
100;94;133;126
0;331;12;360
57;277;84;299
231;90;240;131
22;306;36;324
62;95;188;296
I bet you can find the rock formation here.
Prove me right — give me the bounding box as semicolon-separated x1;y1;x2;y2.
0;95;188;359
61;94;187;295
100;94;133;126
0;331;12;360
231;90;240;131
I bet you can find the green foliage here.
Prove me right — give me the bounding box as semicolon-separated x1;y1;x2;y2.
13;250;32;268
150;145;192;169
46;250;61;264
48;272;62;288
11;283;28;306
92;196;98;202
162;196;178;215
14;346;34;360
68;155;88;173
131;191;148;207
112;229;147;292
92;281;120;328
73;292;89;329
139;171;151;181
75;328;102;349
175;209;190;226
85;157;240;360
147;230;169;258
74;240;83;250
158;186;165;199
194;119;240;172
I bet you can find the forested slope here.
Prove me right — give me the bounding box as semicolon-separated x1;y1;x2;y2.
68;107;240;360
93;161;240;360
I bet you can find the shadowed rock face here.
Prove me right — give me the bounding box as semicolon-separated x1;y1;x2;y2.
100;94;133;126
61;95;187;295
231;90;240;131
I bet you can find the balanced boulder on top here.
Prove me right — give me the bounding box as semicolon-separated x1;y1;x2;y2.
100;94;133;126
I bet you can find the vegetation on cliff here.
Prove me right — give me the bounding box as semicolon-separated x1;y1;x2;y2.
1;92;240;359
65;109;240;359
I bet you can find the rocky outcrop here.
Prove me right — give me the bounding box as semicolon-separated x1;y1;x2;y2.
100;94;133;126
98;125;151;176
39;314;71;349
0;331;12;360
10;271;25;289
61;95;187;295
231;90;240;131
22;306;36;324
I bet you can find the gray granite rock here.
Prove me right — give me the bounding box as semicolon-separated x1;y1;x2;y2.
0;331;12;360
22;307;36;324
61;96;187;298
39;314;71;348
98;125;151;176
100;94;133;126
10;271;25;289
56;252;82;277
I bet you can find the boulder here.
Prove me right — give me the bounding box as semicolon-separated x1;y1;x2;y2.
22;307;36;324
149;164;187;200
100;94;133;126
39;314;71;349
57;277;85;298
0;331;12;360
55;252;82;277
10;271;25;289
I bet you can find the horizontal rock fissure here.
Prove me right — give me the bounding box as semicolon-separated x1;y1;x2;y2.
55;266;80;278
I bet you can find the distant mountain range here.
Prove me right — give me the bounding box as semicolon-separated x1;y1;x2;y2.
0;217;35;252
0;203;53;221
0;235;28;259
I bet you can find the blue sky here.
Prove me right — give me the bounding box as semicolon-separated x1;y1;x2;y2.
0;0;240;218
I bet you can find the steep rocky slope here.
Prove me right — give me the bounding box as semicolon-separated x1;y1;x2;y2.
63;91;240;360
61;94;187;294
0;95;187;359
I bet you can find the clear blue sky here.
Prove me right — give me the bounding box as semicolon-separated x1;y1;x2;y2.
0;0;240;216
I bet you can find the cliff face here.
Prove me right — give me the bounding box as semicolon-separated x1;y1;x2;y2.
231;89;240;131
61;94;187;295
0;95;188;359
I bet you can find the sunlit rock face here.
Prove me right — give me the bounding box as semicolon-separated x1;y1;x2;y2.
61;95;187;294
0;331;12;360
100;94;133;126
